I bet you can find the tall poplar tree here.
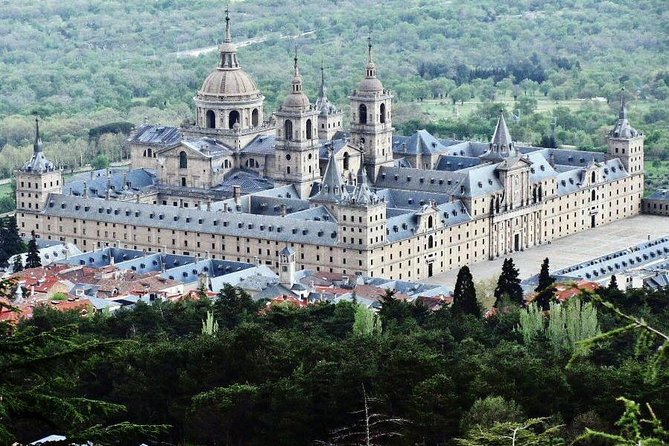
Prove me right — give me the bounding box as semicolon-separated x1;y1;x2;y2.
534;257;556;311
25;231;42;269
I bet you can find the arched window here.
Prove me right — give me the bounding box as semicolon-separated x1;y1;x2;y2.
179;151;187;169
343;152;350;170
206;110;216;128
284;120;293;141
252;108;259;127
359;104;367;124
591;189;596;201
380;103;386;124
228;110;240;129
147;148;152;158
591;171;596;183
428;235;434;249
427;215;433;229
306;119;313;140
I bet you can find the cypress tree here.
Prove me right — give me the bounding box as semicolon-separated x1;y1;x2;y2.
607;274;619;291
494;258;524;307
452;265;481;317
534;257;556;311
25;231;42;269
1;216;24;256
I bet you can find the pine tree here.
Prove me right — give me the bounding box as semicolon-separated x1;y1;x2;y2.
494;258;524;307
534;257;556;311
452;266;481;317
11;255;23;273
608;274;619;291
25;231;42;269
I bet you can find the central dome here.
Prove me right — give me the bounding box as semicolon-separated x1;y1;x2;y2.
198;68;261;101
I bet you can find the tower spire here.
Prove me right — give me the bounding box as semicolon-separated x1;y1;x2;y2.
34;117;43;154
367;36;373;64
619;87;627;119
218;8;239;69
293;46;299;77
319;64;326;99
224;7;232;43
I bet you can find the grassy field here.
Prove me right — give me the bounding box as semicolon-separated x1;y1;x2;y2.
646;160;669;193
0;182;11;200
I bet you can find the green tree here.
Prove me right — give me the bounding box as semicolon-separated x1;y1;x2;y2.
517;302;545;344
456;417;564;446
451;266;481;317
25;231;41;269
0;217;24;267
461;396;526;433
91;154;110;170
11;255;23;273
608;274;619;292
213;284;260;329
547;298;600;353
494;258;524;307
534;258;556;311
352;304;382;336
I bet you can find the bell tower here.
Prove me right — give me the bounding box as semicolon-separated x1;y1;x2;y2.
349;38;394;181
272;51;321;198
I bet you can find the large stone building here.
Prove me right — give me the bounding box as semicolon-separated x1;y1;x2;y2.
15;12;647;281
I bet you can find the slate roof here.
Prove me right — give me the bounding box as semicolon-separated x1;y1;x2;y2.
128;124;182;147
647;189;669;202
65;168;157;198
375;166;465;194
553;237;669;282
214;169;274;194
43;194;341;246
435;155;481;171
242;134;276;155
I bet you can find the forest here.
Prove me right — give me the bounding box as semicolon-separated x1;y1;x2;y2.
1;275;668;445
0;0;668;196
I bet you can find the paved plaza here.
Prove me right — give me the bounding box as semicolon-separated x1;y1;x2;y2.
430;215;669;288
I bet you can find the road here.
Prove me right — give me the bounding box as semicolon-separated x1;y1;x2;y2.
172;30;315;58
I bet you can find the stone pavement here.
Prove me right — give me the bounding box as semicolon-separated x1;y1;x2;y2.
429;215;669;288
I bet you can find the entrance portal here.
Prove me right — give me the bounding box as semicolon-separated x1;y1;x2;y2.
514;233;520;252
591;214;596;228
428;262;433;277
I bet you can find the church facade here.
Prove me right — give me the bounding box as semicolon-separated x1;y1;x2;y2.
15;12;645;281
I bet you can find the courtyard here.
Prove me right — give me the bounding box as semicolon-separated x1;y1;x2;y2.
430;214;669;288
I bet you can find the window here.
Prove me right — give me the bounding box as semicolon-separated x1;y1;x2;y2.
181;177;186;187
252;108;259;126
306;119;313;139
206;110;215;128
380;103;386;123
228;110;240;129
343;152;350;170
284;120;293;141
179;151;188;169
359;104;367;124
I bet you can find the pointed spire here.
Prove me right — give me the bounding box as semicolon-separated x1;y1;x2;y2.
367;36;373;64
349;154;378;206
224;7;232;43
313;147;347;203
291;47;303;94
619;87;627;119
218;8;239;69
34;117;43;154
319;64;327;99
490;111;515;156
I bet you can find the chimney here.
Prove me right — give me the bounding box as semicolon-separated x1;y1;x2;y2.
233;185;241;205
83;181;88;198
280;203;287;217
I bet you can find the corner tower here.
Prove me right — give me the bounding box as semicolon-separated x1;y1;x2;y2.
272;52;321;198
15;119;62;235
349;38;394;181
608;91;644;175
184;10;271;147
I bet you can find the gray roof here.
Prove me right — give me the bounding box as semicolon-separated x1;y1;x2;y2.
553;236;669;281
375;166;465;195
457;164;503;197
43;194;341;246
647;189;669;202
183;138;234;157
242;134;276;155
65;168;157;198
386;200;471;242
214;169;274;194
393;129;449;155
161;259;254;284
376;188;451;210
435;155;481;171
128;124;182;147
313;149;348;203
